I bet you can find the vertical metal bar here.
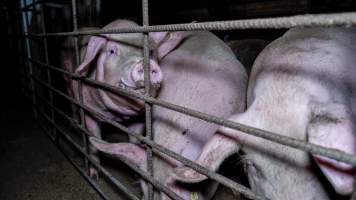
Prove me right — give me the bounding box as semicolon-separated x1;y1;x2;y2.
39;0;56;140
21;0;37;119
71;0;90;174
142;0;154;199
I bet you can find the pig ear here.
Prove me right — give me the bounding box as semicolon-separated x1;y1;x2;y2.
89;137;146;166
173;116;243;183
307;103;356;195
149;31;185;60
76;36;106;75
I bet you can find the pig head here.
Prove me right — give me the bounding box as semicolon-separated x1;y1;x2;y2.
173;27;356;200
60;19;165;178
90;30;248;200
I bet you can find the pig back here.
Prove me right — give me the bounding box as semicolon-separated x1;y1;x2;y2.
152;31;247;184
248;27;356;110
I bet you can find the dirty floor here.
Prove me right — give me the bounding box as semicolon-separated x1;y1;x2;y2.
0;102;102;200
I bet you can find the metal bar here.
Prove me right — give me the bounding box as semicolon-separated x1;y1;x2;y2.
29;73;261;200
35;114;112;200
26;12;356;37
30;68;266;200
39;0;56;140
30;77;185;200
71;0;90;175
28;58;356;167
28;86;139;200
21;0;43;11
34;105;139;200
21;0;38;120
22;1;66;12
142;0;154;199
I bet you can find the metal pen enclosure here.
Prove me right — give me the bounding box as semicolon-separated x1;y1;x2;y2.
13;0;356;200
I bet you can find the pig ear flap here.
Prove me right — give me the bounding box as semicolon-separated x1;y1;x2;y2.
307;103;356;195
89;137;146;166
149;31;185;60
76;36;106;75
173;126;242;183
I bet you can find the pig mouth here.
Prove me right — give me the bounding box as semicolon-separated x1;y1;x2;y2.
112;80;160;110
117;79;160;97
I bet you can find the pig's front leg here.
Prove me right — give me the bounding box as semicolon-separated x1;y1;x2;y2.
89;137;148;200
127;122;145;144
160;175;193;200
85;114;102;179
173;121;243;183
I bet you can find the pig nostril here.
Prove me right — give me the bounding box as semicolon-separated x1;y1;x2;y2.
138;69;144;74
151;70;157;74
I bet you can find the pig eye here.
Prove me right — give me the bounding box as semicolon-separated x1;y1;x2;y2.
107;47;117;56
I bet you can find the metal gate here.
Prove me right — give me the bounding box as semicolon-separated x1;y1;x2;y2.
15;0;356;199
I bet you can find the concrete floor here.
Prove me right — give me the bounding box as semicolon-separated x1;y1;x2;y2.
0;100;242;200
0;104;103;200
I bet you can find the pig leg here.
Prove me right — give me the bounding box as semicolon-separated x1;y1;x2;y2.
160;175;194;200
308;102;356;195
85;115;102;179
127;122;145;144
161;173;220;200
173;118;243;183
89;137;149;200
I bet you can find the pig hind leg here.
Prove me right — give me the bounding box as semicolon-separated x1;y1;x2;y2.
85;114;102;179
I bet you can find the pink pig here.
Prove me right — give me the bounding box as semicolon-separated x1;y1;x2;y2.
173;27;356;199
89;30;248;199
61;19;170;178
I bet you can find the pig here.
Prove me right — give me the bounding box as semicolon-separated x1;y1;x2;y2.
89;30;248;200
173;27;356;200
60;19;164;178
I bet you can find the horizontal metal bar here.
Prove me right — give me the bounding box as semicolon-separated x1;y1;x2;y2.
29;58;356;167
30;75;185;200
35;114;112;200
21;0;43;11
29;90;140;200
29;72;265;200
21;1;67;12
26;12;356;37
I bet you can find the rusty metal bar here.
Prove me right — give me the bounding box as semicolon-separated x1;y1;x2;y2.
21;1;66;12
26;84;139;200
29;71;264;200
21;0;38;120
30;76;186;200
39;0;56;140
71;0;90;175
34;103;139;200
142;0;154;199
28;58;356;167
27;12;356;37
18;1;356;199
34;111;112;200
21;0;43;11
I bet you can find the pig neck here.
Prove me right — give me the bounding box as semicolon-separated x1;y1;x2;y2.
247;77;311;135
242;81;331;200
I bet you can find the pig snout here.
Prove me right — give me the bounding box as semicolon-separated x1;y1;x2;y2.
131;60;163;87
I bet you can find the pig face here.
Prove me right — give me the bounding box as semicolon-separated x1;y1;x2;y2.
77;33;163;115
172;27;356;198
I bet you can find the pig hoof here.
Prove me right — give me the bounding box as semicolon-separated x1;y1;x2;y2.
89;167;99;180
172;166;208;183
